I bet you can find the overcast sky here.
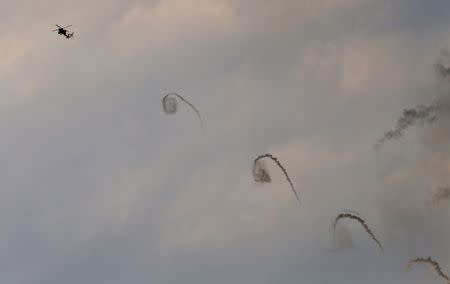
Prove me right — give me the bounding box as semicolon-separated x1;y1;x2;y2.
1;1;450;283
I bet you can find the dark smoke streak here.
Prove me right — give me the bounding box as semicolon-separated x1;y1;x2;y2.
432;187;450;204
435;61;450;79
435;49;450;79
375;105;439;148
253;154;300;204
375;52;450;148
408;257;450;282
333;212;383;252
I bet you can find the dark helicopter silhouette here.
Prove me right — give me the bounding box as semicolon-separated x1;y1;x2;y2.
52;25;74;39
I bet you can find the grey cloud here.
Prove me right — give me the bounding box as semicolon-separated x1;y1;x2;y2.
0;1;450;284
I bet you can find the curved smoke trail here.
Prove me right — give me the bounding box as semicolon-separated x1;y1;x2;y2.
333;212;383;252
162;93;204;128
407;257;449;282
253;154;300;204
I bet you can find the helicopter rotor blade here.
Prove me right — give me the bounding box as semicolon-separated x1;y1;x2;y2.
63;25;72;29
56;24;63;28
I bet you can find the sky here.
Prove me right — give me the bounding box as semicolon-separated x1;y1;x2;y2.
1;0;450;283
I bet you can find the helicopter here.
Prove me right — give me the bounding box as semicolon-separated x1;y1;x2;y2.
52;25;74;39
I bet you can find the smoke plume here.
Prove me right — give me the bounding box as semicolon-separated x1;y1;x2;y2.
435;49;450;79
375;105;439;148
432;187;450;204
375;51;450;148
435;62;450;79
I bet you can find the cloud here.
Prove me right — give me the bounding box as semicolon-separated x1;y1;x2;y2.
0;1;450;284
0;31;36;78
117;0;234;50
159;156;300;251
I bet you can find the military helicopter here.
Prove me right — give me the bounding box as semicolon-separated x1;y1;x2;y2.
52;25;74;39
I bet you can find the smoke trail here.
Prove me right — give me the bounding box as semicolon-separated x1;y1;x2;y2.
435;61;450;79
375;105;439;148
333;212;383;252
407;257;450;282
435;49;450;79
375;51;450;148
432;187;450;204
162;93;204;128
253;154;300;204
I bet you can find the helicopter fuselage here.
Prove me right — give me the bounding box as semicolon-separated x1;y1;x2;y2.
54;26;74;39
59;29;73;38
58;28;67;36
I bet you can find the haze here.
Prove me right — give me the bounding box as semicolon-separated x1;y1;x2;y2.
0;1;449;283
